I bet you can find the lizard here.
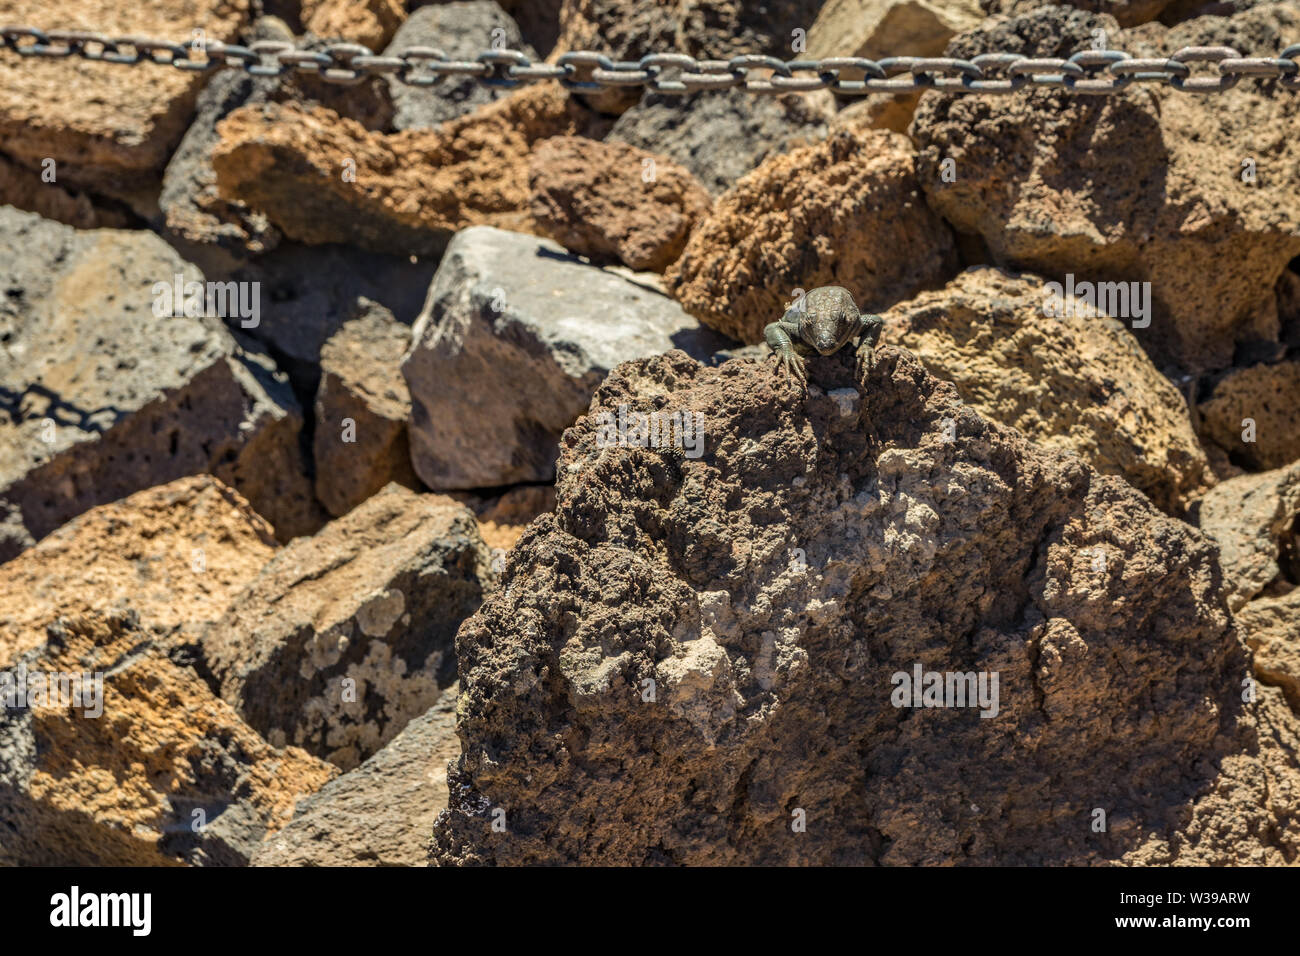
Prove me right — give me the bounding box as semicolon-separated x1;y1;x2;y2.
764;285;884;390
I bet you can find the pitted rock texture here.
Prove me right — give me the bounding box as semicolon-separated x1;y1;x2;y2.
885;267;1213;514
211;84;610;256
0;207;322;557
607;90;835;198
0;476;276;663
0;0;249;191
432;347;1293;865
807;0;984;58
1198;360;1300;472
911;2;1300;373
0;611;336;866
314;301;421;517
981;0;1171;28
385;2;536;130
301;0;406;49
200;484;492;770
666;127;956;343
529;136;712;272
553;0;825;62
253;686;461;866
401;226;737;490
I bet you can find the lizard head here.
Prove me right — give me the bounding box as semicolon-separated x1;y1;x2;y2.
802;286;860;355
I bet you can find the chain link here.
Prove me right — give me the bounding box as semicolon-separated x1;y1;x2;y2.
3;26;1300;96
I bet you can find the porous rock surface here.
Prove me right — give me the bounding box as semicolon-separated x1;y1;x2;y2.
911;3;1300;373
159;17;398;263
211;84;610;256
981;0;1172;28
0;207;322;557
0;476;276;662
0;0;249;192
528;136;712;272
0;611;336;866
401;225;736;490
301;0;406;50
253;686;461;866
200;484;492;770
1198;360;1300;472
432;347;1295;865
885;267;1213;514
666;126;956;343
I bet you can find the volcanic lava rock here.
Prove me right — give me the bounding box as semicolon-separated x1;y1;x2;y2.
432;346;1295;865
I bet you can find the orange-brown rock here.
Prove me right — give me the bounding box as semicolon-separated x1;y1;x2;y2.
1198;360;1300;472
0;0;250;190
302;0;406;50
0;476;276;663
885;267;1213;514
0;612;336;865
911;3;1300;373
529;136;711;272
211;84;609;256
666;126;957;343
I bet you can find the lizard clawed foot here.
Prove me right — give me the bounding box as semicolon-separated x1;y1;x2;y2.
855;344;876;381
773;349;808;392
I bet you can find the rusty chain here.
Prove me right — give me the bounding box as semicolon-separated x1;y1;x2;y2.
1;26;1298;94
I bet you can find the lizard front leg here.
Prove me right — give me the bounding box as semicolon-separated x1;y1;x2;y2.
765;319;807;391
854;313;884;381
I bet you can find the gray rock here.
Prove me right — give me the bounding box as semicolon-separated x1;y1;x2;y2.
607;89;835;197
199;484;492;770
386;2;536;130
314;300;422;517
159;19;289;263
401;226;738;490
0;206;323;554
253;687;461;866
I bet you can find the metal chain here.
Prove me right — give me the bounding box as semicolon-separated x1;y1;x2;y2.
2;26;1299;94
